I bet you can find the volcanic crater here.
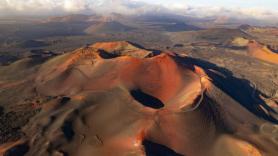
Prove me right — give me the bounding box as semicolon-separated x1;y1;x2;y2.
0;41;277;156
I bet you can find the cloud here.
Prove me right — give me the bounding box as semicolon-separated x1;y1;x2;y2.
0;0;277;24
238;7;278;20
1;0;61;12
0;0;158;16
63;0;88;12
182;6;278;21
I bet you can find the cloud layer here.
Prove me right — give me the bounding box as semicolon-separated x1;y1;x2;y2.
0;0;277;23
184;6;278;21
0;0;154;16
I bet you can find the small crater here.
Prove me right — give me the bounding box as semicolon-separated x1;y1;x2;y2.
272;136;278;144
60;97;71;106
61;121;75;141
98;50;119;59
130;89;164;109
142;140;183;156
0;106;4;116
54;150;69;156
4;143;29;156
260;123;276;134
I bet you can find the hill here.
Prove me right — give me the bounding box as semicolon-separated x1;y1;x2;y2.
85;21;135;34
248;40;278;64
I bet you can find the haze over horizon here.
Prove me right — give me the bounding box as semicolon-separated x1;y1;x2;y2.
0;0;277;23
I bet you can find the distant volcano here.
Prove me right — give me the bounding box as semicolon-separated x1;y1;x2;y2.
163;22;201;32
85;21;135;34
248;40;278;64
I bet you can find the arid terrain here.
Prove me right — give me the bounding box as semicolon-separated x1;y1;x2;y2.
0;14;277;156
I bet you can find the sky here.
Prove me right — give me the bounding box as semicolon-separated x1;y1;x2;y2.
0;0;277;21
143;0;278;10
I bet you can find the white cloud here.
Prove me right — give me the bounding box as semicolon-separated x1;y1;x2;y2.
0;0;160;16
238;7;278;19
3;0;60;11
0;0;277;24
63;0;87;12
181;6;278;21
